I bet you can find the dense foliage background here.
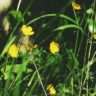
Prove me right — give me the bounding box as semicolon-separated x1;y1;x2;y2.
0;0;96;96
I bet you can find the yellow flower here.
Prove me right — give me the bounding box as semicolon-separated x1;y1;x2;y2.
8;44;19;58
20;25;34;36
47;84;56;96
49;41;60;54
91;33;96;40
33;44;38;48
72;1;81;11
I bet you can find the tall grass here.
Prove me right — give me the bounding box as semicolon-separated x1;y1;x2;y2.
0;0;96;96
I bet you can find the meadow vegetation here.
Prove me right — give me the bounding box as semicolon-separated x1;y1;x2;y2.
0;0;96;96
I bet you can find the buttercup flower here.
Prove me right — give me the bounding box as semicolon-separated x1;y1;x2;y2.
92;33;96;40
8;44;19;58
47;84;56;96
49;41;60;54
20;25;34;36
33;44;38;48
72;1;81;11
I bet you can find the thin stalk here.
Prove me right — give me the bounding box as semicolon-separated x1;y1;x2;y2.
27;13;77;25
17;0;22;11
33;63;47;96
22;72;37;96
73;9;80;56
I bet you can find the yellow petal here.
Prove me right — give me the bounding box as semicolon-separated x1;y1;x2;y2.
8;44;19;58
49;41;60;54
72;1;81;10
47;84;56;96
33;44;38;48
92;33;96;39
20;25;34;36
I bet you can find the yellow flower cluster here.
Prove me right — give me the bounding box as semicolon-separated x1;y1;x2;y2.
7;24;36;58
20;25;34;36
8;44;19;58
72;1;81;11
7;25;61;58
47;84;56;96
49;41;60;54
7;43;38;58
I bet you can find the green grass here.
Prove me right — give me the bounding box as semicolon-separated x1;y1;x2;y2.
0;0;96;96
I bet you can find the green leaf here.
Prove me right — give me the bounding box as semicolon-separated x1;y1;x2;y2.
53;24;83;33
47;53;62;65
13;64;27;74
3;65;14;80
10;10;24;22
